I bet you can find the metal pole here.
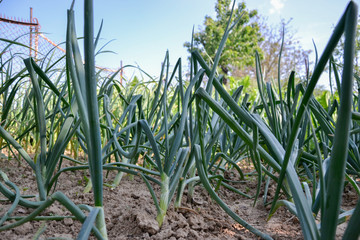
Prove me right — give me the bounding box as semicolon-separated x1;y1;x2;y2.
29;7;33;57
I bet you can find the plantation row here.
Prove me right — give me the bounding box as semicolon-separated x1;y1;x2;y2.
0;1;360;239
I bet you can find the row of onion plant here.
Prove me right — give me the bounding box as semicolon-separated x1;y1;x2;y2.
0;0;359;239
192;1;360;239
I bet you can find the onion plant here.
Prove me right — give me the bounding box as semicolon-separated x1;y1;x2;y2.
66;0;107;237
104;52;194;227
193;1;360;239
0;40;105;239
0;0;359;239
0;0;108;238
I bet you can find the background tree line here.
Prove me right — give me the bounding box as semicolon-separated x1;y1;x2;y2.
184;0;312;90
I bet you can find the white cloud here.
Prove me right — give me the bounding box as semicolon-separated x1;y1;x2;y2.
269;0;286;14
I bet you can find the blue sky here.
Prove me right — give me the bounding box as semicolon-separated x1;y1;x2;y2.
1;0;359;85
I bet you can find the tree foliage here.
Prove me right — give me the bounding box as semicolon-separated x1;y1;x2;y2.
255;18;312;82
185;0;312;86
184;0;263;76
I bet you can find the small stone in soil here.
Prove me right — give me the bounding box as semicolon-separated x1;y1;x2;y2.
136;212;159;235
13;222;32;235
63;218;73;226
188;215;204;230
153;228;172;239
175;227;188;238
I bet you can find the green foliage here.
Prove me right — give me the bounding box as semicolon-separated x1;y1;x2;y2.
184;0;263;75
228;75;257;101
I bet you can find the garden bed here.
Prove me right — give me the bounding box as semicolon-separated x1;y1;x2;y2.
0;158;357;239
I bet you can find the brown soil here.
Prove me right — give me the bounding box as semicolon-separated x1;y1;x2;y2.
0;158;358;240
